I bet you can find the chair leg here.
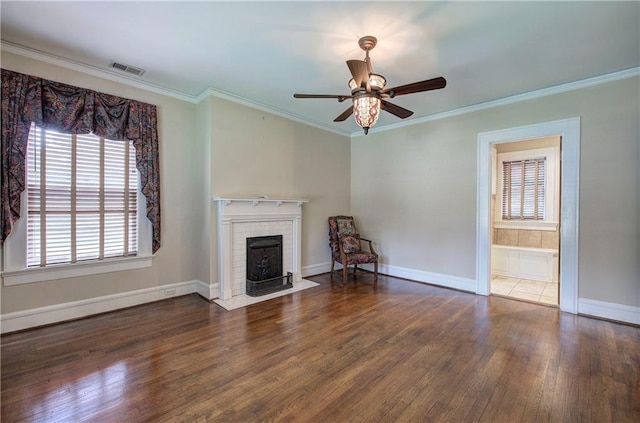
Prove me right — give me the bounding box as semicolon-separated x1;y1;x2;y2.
330;260;335;281
374;262;378;284
342;265;348;285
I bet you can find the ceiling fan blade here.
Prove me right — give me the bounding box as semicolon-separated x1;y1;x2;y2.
346;60;369;90
381;76;447;98
333;106;354;122
381;100;414;119
293;93;351;102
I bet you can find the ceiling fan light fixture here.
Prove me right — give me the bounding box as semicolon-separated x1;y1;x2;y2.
369;74;387;90
353;93;381;135
292;35;446;134
348;73;387;92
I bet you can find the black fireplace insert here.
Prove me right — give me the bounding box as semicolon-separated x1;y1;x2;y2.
246;235;293;296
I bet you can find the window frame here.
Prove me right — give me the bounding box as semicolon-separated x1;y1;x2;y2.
494;147;559;231
1;131;153;287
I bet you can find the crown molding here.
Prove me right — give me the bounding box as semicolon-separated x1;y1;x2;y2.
352;66;640;138
195;87;352;137
1;40;197;103
3;40;636;139
1;40;350;137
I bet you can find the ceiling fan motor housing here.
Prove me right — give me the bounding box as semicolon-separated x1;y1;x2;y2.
358;35;378;52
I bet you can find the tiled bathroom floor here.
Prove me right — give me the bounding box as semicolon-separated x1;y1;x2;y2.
491;275;558;305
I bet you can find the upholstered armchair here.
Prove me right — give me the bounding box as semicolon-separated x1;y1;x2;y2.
328;215;378;284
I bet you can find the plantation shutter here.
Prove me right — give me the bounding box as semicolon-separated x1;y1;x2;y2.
501;158;545;220
26;124;138;267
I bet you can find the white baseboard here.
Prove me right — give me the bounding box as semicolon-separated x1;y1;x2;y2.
302;262;331;277
0;280;205;334
379;263;477;293
196;280;218;300
301;261;476;293
7;274;634;334
578;298;640;325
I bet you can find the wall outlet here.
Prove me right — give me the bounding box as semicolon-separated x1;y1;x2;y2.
164;288;176;296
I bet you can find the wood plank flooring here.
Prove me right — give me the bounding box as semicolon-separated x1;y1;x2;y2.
2;273;639;422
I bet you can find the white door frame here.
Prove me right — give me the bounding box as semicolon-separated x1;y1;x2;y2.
476;117;580;314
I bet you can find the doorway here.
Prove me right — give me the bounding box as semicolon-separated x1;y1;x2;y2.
476;118;580;314
489;136;561;305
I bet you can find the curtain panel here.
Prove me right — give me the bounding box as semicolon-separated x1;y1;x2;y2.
1;69;161;253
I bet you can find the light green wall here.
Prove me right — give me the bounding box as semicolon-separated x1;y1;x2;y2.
194;96;213;285
209;99;351;274
1;49;636;316
351;76;640;307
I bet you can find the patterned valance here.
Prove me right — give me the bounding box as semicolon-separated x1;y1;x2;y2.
1;69;161;253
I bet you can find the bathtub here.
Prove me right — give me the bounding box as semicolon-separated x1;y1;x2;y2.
491;244;559;283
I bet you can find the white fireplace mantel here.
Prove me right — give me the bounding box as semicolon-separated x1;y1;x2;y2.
213;196;309;208
213;196;309;300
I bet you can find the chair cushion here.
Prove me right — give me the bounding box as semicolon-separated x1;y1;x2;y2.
347;251;378;265
341;235;360;253
337;218;358;236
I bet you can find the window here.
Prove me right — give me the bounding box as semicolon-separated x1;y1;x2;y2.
1;70;158;286
501;158;545;220
494;147;559;230
26;124;138;267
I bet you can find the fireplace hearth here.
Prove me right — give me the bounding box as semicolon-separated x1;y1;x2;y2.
246;235;293;296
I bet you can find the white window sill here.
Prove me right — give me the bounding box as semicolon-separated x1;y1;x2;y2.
494;221;558;231
1;255;153;286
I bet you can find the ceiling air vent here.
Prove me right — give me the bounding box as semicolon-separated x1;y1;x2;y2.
110;61;146;77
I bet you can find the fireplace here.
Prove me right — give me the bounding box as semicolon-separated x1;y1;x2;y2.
246;235;293;296
212;197;308;300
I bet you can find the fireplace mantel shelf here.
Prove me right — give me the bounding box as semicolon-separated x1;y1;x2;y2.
213;197;309;207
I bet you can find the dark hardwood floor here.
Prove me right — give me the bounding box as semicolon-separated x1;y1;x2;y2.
2;273;639;422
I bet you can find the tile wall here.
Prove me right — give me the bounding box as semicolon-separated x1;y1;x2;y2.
493;228;559;249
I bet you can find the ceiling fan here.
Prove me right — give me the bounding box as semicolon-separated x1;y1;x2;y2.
293;35;446;135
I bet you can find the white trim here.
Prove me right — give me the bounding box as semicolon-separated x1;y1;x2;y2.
495;147;559;225
0;280;205;334
302;262;332;277
494;221;558;231
477;117;580;314
355;67;638;137
1;41;351;136
2;255;153;286
578;298;640;325
379;263;476;293
212;196;309;207
315;261;476;293
198;88;352;136
1;41;194;103
196;280;219;301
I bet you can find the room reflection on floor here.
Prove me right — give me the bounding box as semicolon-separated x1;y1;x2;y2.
491;274;558;305
32;361;128;421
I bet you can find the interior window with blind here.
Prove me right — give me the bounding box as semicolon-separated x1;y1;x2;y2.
501;158;545;220
26;124;138;267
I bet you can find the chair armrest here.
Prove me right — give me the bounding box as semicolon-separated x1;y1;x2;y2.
359;238;378;256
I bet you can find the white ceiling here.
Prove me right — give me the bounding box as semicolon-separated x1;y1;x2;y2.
1;1;639;136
